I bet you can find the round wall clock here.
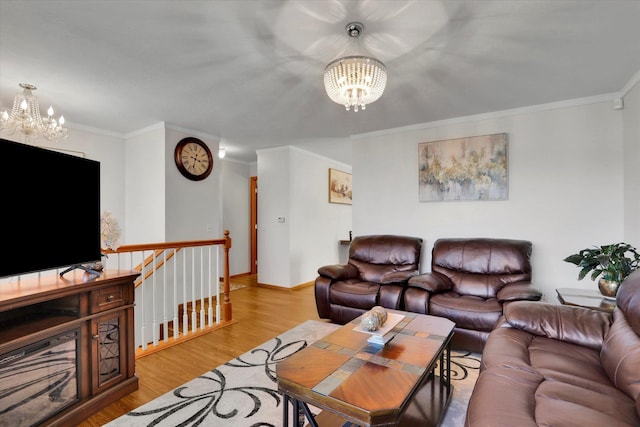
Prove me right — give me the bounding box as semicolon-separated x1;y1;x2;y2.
174;137;213;181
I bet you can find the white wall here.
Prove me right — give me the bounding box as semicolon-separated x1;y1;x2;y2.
257;146;352;287
125;124;166;243
623;81;640;247
353;99;625;301
220;158;251;275
164;127;221;242
289;147;352;285
257;147;291;286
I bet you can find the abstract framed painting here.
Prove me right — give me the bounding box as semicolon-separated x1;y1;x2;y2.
418;133;508;202
329;168;352;205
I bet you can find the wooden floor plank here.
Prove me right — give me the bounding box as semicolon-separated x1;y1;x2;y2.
78;275;326;426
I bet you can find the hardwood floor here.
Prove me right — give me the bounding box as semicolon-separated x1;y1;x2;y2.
79;275;325;426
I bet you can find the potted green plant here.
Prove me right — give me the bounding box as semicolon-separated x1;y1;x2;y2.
564;242;640;298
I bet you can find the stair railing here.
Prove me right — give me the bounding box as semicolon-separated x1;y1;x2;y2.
101;230;233;357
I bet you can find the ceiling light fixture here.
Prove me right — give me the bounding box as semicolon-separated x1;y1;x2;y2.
218;147;226;159
0;83;68;143
323;22;387;112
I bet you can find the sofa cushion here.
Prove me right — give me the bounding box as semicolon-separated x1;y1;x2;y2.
504;301;611;350
429;293;501;331
479;324;536;372
473;329;640;426
467;367;640;427
601;269;640;402
484;325;616;392
616;269;640;335
465;367;540;427
601;308;640;401
328;280;379;310
534;380;639;427
527;338;620;395
468;271;640;427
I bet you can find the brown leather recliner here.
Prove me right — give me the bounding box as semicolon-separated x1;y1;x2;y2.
404;238;542;352
466;269;640;426
315;235;423;324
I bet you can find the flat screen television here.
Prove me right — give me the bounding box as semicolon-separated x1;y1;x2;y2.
0;138;102;278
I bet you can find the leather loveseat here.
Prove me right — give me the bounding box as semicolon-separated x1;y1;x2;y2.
315;234;422;324
404;238;542;352
465;269;640;427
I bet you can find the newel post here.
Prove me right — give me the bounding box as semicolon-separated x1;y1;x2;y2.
223;229;232;321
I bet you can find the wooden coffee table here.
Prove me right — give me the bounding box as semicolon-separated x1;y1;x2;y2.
276;310;455;427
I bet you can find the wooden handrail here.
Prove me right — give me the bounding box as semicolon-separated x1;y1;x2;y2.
101;237;229;254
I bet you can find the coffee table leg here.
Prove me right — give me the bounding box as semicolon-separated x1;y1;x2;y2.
283;394;302;427
292;398;300;427
283;394;290;426
299;401;318;427
442;340;451;391
282;394;319;427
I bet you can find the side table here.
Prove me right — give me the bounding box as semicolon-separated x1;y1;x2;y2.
555;287;616;313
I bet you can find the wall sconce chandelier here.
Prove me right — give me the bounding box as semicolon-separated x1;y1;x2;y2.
218;147;226;159
323;22;387;112
0;83;68;142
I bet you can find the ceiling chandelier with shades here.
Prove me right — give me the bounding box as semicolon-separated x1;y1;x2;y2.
323;22;387;112
0;83;68;142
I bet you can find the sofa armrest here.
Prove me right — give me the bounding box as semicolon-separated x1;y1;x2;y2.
503;301;612;351
380;270;418;284
407;272;452;293
497;283;542;303
317;264;359;281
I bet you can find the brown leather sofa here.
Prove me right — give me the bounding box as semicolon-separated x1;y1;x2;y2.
315;234;422;324
404;238;542;352
465;269;640;427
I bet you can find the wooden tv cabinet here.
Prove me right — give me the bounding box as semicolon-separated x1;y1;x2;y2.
0;269;140;426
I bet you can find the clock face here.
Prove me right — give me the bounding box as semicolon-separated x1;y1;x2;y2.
174;137;213;181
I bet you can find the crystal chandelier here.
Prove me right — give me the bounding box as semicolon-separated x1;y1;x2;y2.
0;83;68;142
323;22;387;112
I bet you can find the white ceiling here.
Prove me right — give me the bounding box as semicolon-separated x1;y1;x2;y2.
1;0;639;163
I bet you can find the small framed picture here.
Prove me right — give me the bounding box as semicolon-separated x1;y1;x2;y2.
329;168;352;205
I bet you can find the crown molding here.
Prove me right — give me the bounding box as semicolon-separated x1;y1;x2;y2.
352;92;619;140
257;145;351;170
619;68;640;98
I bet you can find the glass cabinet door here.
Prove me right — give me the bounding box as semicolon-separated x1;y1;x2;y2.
92;312;126;393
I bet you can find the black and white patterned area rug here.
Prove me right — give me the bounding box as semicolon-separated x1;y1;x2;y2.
106;320;480;427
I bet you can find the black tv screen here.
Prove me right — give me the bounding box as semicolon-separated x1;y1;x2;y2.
0;138;102;278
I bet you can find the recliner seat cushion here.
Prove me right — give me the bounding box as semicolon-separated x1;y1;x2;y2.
533;380;639;427
483;327;611;389
329;280;379;310
527;338;619;395
429;293;502;331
